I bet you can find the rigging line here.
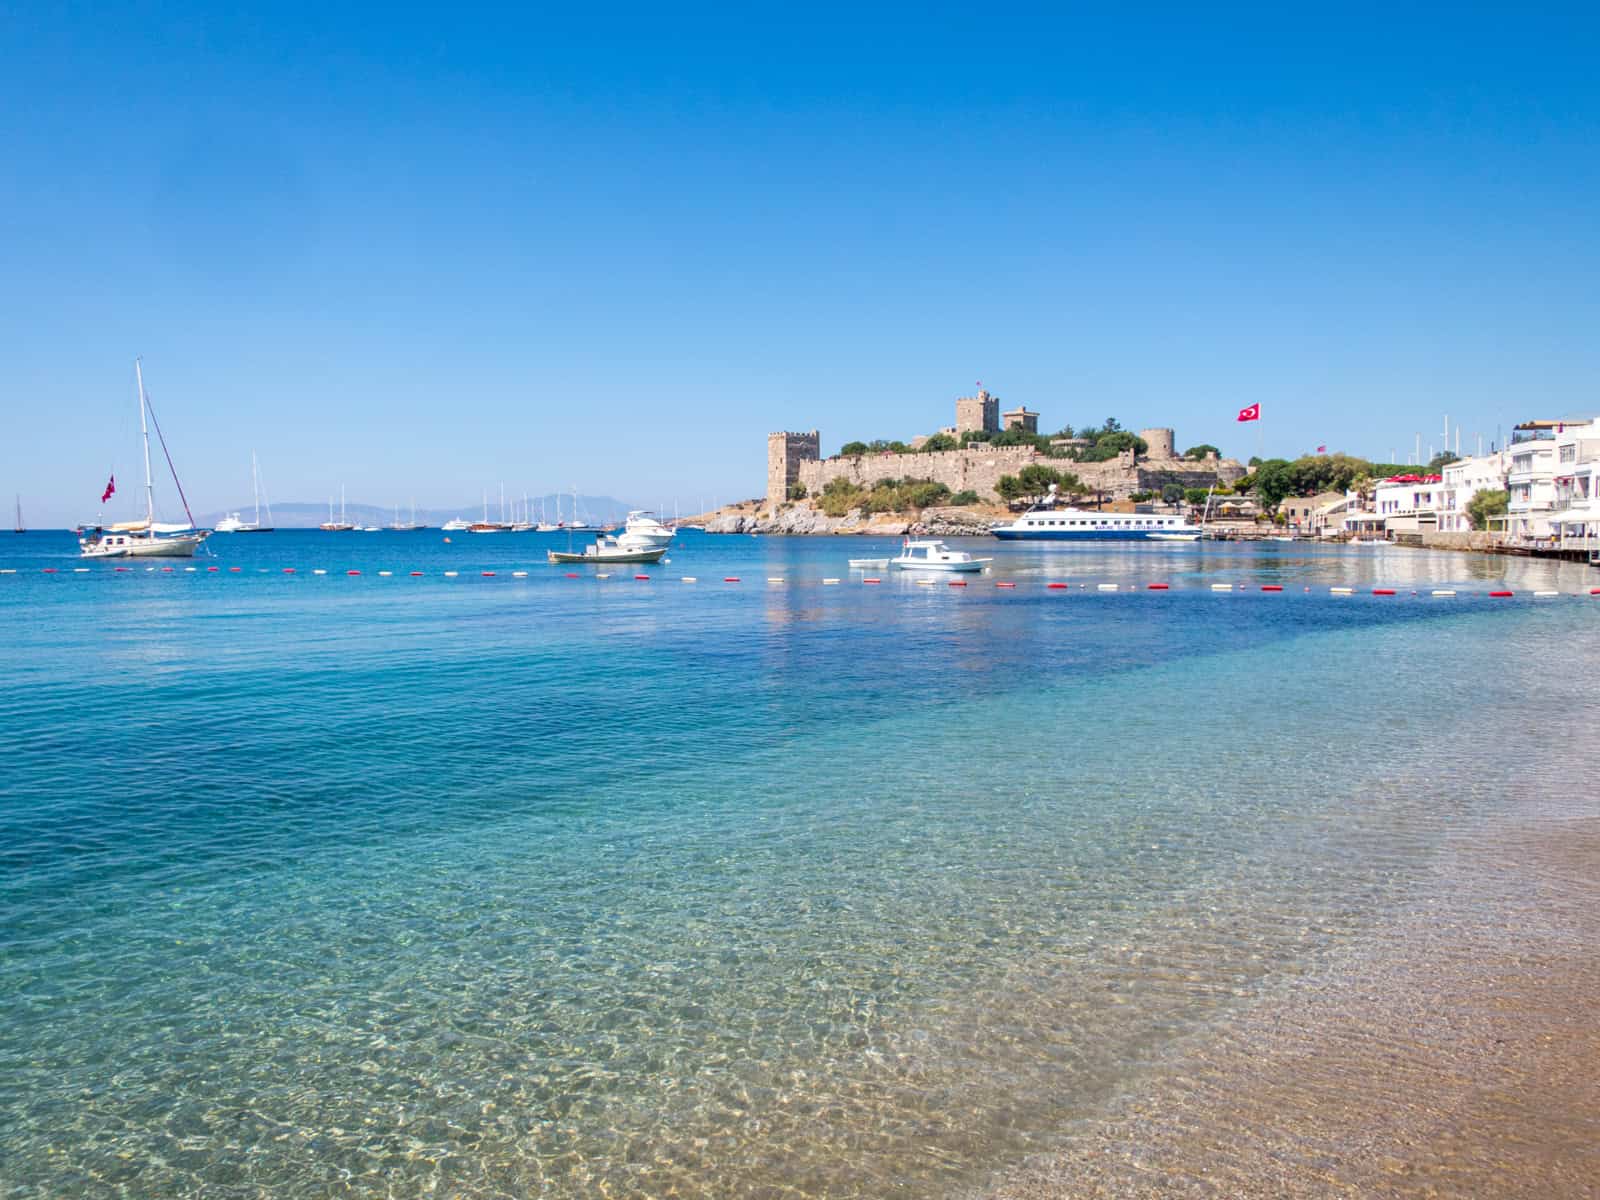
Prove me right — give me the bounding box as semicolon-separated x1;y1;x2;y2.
142;389;197;528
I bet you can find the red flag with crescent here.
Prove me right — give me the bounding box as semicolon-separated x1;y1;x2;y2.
101;474;116;503
1237;404;1260;422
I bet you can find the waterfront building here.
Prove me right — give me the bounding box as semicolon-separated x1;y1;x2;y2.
1504;422;1565;540
1549;422;1600;553
1373;473;1445;534
1438;452;1508;533
1280;491;1343;532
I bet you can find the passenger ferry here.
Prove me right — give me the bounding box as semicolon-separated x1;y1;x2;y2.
992;501;1202;542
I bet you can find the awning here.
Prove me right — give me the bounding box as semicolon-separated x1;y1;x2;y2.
1545;509;1598;527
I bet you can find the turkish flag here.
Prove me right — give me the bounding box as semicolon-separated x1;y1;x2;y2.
101;474;116;503
1237;404;1260;422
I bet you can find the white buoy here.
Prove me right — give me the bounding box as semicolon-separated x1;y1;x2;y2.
1431;589;1457;597
1097;583;1119;591
1330;586;1354;595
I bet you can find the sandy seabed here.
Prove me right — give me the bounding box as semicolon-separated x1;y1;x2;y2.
977;816;1600;1200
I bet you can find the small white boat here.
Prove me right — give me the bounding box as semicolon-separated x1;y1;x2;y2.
441;518;471;532
889;539;992;572
548;533;668;565
848;557;890;568
1147;532;1202;542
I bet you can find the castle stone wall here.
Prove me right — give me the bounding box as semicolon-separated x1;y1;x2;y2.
795;444;1245;504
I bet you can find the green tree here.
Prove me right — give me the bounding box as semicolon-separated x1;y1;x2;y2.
1161;483;1185;504
787;481;807;500
1184;444;1220;460
1183;487;1212;506
920;433;958;452
1250;459;1297;510
949;490;980;506
1466;488;1509;530
839;441;868;456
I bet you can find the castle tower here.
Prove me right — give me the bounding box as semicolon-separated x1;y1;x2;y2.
767;430;820;508
1138;427;1175;460
1002;407;1039;434
955;388;999;435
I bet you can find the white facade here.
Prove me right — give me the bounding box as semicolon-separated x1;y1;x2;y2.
1506;435;1559;538
1372;475;1445;533
1438;452;1507;533
1549;422;1600;550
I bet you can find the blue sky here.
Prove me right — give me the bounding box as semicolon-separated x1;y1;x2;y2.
4;2;1598;523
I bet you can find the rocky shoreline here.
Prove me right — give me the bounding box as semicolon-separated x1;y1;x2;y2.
704;504;999;538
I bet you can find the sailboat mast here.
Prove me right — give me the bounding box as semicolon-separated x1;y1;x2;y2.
251;450;261;525
135;359;155;527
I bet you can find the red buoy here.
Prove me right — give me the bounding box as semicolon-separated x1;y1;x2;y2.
347;570;361;576
1489;590;1513;597
723;576;740;582
1261;585;1283;592
948;579;967;587
863;578;881;584
565;572;579;578
1372;588;1396;595
229;566;241;572
283;568;296;574
482;571;496;577
634;574;650;580
410;571;424;577
1046;582;1069;590
995;581;1016;588
1147;583;1169;590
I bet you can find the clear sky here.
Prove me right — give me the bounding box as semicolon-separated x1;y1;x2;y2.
5;2;1599;524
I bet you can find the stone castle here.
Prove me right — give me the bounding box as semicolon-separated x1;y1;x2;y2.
766;388;1244;509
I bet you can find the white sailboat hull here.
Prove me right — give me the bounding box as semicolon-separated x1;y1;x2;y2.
80;532;207;558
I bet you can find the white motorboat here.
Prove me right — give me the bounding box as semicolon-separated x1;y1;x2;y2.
548;534;668;565
889;539;992;572
620;510;674;548
79;360;209;559
441;518;471;532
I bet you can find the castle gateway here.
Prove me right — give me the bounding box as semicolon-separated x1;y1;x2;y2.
765;389;1243;509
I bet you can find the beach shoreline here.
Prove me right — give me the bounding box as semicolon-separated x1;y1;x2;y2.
975;817;1600;1199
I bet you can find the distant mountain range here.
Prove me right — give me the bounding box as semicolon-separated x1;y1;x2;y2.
197;494;635;528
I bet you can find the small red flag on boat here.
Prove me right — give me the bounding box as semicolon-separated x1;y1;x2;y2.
1237;403;1260;422
101;474;116;503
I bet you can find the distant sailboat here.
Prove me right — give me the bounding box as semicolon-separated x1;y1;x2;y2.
215;451;275;533
13;494;22;533
320;485;356;532
78;360;208;558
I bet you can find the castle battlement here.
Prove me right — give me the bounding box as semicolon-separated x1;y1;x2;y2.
763;395;1241;508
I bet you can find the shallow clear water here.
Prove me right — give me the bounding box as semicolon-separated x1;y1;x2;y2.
1;530;1596;1198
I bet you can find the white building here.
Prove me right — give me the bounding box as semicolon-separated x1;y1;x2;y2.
1504;425;1562;541
1549;421;1600;552
1373;473;1445;534
1438;452;1507;533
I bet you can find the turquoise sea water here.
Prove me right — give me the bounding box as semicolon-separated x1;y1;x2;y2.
2;530;1597;1197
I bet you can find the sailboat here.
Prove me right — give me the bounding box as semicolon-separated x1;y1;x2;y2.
320;485;355;531
215;451;275;533
388;499;422;531
79;360;209;558
468;488;508;532
13;495;22;533
562;487;601;532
